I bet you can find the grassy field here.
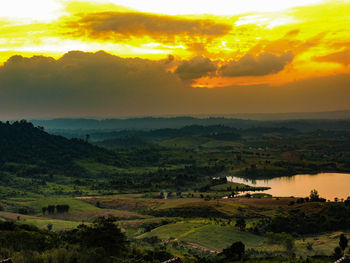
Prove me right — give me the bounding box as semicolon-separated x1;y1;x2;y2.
294;231;350;257
140;222;201;240
45;208;148;222
21;218;82;231
79;195;255;218
12;196;99;214
181;224;264;251
1;193;348;258
0;211;82;231
157;136;213;149
139;219;349;256
139;221;264;251
75;159;121;175
79;194;326;219
157;135;242;149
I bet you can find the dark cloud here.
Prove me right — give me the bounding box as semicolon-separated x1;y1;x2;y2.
314;49;350;66
0;51;348;119
0;51;187;117
219;51;294;77
66;12;231;44
175;56;216;80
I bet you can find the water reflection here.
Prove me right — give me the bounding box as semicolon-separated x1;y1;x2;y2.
227;173;350;200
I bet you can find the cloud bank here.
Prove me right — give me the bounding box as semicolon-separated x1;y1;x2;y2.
220;52;294;77
175;56;217;80
314;49;350;66
0;51;349;119
66;12;231;44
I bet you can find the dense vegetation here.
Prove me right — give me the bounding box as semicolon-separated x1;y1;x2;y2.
0;216;176;263
261;202;350;235
0;120;124;172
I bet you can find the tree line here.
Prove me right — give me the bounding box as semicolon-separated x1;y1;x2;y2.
42;205;70;215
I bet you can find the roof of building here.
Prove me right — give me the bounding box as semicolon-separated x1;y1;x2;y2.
162;257;183;263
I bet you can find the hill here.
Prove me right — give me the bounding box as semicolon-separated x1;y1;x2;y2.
0;120;123;174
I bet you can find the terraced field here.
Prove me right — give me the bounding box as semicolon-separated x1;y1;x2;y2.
2;193;347;258
139;221;264;251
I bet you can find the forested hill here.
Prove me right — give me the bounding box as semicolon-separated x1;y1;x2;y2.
0;120;123;172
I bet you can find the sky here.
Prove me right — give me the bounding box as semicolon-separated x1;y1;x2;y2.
0;0;349;118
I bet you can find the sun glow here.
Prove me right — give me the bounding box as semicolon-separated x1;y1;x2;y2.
0;0;350;88
101;0;324;15
0;0;63;22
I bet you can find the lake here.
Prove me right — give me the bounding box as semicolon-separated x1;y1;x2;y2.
227;173;350;200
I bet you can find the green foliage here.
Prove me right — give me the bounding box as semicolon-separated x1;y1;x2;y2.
266;232;295;252
333;246;343;259
0;217;171;263
261;203;350;234
235;218;246;231
64;216;128;257
220;241;245;261
339;233;348;251
0;120;123;174
0;221;58;252
310;189;320;202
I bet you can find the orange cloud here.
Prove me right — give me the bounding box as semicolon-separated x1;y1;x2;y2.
314;49;350;66
65;11;232;45
0;0;349;92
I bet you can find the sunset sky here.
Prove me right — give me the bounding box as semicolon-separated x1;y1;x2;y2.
0;0;349;118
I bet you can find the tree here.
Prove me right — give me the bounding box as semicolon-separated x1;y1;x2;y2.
339;234;348;252
56;204;70;213
345;199;350;207
333;246;343;259
235;218;246;231
77;216;128;257
47;205;55;214
310;189;320;201
221;241;245;260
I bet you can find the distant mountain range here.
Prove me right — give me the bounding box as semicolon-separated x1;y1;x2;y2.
24;110;350;130
25;111;350;132
217;110;350;121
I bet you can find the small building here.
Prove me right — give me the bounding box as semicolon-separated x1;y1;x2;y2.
335;255;350;263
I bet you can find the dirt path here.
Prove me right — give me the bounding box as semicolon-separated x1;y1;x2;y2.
188;242;219;253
